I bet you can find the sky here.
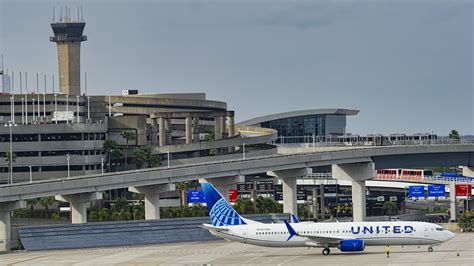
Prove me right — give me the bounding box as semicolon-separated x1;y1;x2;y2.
0;0;472;135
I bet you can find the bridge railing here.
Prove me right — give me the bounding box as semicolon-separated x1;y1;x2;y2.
274;136;474;147
305;173;474;184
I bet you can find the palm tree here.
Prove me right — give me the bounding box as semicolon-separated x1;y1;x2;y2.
98;208;111;221
120;130;136;170
26;198;39;218
4;152;16;183
39;197;55;219
449;130;460;141
132;147;160;169
102;140;119;172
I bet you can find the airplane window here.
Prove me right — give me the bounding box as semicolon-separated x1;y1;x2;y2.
436;228;443;231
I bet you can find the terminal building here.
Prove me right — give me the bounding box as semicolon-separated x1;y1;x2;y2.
238;109;359;143
0;15;276;183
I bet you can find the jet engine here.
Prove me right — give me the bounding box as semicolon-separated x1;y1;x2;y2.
339;239;365;252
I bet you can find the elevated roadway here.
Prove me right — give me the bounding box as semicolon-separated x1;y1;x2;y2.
1;143;472;202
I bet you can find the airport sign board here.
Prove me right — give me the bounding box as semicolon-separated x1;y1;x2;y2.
455;184;472;197
229;189;238;202
428;185;446;197
408;185;425;198
187;190;205;204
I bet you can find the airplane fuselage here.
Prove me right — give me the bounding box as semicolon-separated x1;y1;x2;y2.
208;221;454;248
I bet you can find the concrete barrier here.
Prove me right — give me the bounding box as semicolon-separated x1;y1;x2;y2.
19;214;289;251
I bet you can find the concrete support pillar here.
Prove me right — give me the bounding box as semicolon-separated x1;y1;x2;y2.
351;180;366;222
158;117;166;147
150;118;158;146
0;201;25;252
185;117;192;144
165;119;172;144
332;162;374;222
129;183;175;220
462;166;474;178
220;116;226;137
55;192;102;224
450;182;458;221
214;117;222;140
320;184;326;220
192;117;200;143
227;116;235;137
268;168;309;215
200;175;245;201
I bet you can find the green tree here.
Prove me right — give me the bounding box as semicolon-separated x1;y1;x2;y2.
190;203;208;217
233;198;256;214
383;201;398;218
133;204;145;220
256;197;281;214
133;147;161;169
120;130;136;170
51;212;65;221
39;197;55;219
457;210;473;231
449;130;460;141
203;133;217;155
26;198;39;218
89;211;99;221
4;152;16;183
98;208;111;221
103;140;120;172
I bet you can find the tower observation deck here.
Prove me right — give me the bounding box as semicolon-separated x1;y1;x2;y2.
50;12;87;96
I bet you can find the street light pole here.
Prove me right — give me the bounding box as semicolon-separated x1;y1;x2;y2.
101;157;104;174
76;95;80;123
29;165;32;183
66;153;70;179
5;121;16;184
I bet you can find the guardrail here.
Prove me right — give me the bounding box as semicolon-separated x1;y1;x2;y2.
305;173;473;184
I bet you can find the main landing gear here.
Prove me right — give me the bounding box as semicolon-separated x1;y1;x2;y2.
322;248;331;256
428;247;433;252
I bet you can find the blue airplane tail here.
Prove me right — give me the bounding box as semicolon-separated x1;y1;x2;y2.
201;182;247;227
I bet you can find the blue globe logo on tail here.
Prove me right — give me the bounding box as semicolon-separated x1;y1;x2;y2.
201;182;247;227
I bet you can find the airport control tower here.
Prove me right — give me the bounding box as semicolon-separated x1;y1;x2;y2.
50;9;87;96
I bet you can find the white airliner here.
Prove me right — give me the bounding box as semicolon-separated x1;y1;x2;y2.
201;182;455;255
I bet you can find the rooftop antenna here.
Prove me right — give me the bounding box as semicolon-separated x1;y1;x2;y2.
60;6;63;22
53;6;56;22
77;6;79;22
80;6;84;21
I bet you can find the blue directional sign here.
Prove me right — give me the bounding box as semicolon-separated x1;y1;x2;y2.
188;190;205;204
408;186;425;198
428;185;446;197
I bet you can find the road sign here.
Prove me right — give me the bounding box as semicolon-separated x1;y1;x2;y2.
408;186;425;198
455;184;472;197
187;190;205;204
428;185;446;197
229;189;238;202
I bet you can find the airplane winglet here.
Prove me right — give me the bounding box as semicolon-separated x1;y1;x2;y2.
284;220;297;241
290;214;300;223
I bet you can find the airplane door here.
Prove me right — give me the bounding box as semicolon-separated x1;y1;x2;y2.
424;227;429;237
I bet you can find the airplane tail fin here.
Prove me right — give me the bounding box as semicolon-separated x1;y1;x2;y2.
201;182;254;227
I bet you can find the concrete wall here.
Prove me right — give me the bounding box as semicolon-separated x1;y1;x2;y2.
19;214;289;251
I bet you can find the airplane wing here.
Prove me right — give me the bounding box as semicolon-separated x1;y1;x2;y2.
297;234;346;244
200;223;230;232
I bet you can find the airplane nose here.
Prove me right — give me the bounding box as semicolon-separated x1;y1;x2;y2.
446;231;455;240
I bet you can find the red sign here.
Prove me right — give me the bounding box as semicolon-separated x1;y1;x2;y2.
455;184;472;197
229;189;238;202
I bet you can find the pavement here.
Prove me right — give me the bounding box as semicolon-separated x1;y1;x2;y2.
1;233;473;265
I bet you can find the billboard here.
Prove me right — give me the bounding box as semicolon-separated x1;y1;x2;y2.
455;184;472;197
187;190;205;204
408;186;425;198
427;185;446;197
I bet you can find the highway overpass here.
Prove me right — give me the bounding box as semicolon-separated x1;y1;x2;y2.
0;143;473;251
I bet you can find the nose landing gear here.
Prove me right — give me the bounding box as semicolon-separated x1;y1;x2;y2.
322;248;331;255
